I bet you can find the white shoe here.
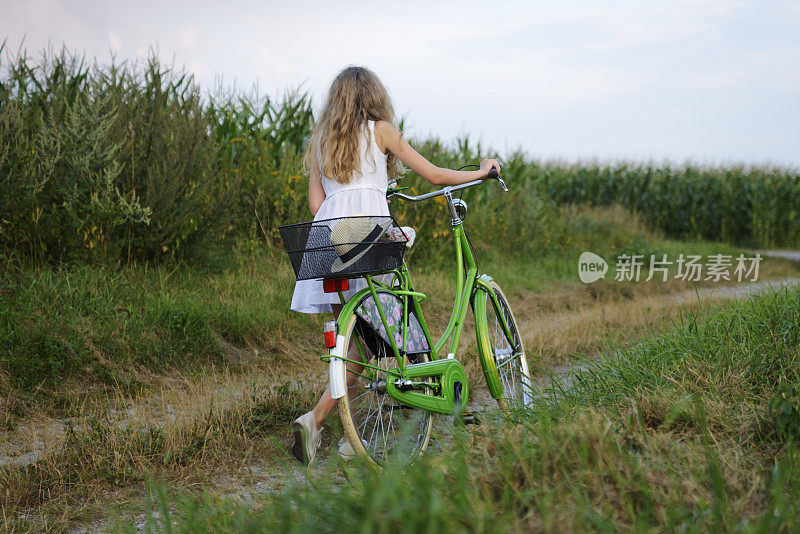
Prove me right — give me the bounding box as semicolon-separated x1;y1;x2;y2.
291;411;322;466
338;437;367;461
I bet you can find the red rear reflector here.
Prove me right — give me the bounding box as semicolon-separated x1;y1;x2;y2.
323;278;349;293
323;320;337;348
324;331;336;348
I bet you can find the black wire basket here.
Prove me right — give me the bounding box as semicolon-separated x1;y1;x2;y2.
279;216;408;281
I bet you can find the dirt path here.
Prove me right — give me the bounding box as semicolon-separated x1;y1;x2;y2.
754;250;800;263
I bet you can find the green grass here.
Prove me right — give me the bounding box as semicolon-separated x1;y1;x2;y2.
0;250;320;416
116;286;800;533
0;203;767;412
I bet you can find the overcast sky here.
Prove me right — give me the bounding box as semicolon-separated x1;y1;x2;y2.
3;0;798;166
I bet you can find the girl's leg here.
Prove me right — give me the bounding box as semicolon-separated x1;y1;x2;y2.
293;303;362;464
311;347;361;429
311;303;362;429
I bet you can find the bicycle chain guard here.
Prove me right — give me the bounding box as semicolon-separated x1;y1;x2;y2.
385;358;469;415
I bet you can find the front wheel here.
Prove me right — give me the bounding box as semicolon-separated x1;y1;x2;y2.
473;280;533;409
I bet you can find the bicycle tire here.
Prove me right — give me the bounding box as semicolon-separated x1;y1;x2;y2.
473;280;533;408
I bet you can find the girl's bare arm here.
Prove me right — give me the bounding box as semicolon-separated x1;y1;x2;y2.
374;120;500;186
308;148;325;216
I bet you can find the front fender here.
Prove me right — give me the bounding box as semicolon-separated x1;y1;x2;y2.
473;285;503;399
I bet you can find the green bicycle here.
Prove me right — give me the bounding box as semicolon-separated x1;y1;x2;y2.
280;169;533;467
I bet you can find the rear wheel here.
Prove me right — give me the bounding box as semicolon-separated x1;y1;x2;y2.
474;280;533;409
338;313;433;467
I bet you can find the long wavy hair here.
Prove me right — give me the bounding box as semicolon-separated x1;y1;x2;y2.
306;66;403;184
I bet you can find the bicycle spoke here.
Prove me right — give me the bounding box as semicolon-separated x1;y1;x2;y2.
368;400;381;452
356;393;377;433
351;389;372;405
380;400;389;457
386;392;396;443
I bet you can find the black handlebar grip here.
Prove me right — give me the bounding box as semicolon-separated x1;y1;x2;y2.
488;168;499;180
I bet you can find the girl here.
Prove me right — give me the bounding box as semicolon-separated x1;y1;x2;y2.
290;66;500;465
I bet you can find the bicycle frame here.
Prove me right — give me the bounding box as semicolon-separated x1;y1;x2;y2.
322;197;516;413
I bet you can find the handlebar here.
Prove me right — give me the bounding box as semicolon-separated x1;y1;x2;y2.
388;167;507;202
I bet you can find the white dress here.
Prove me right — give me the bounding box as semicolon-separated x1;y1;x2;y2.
290;120;391;314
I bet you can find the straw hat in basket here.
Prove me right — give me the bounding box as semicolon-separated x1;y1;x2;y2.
329;214;393;273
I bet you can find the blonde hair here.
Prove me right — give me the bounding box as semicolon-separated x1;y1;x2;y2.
306;66;403;184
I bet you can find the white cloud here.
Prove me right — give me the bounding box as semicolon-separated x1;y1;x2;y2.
188;60;212;81
177;24;199;48
252;46;296;81
108;32;122;53
743;46;800;89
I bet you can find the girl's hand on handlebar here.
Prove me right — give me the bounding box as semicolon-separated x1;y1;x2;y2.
479;158;501;177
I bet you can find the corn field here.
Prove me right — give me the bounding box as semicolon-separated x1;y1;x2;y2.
1;47;798;266
0;46;310;264
528;162;800;249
